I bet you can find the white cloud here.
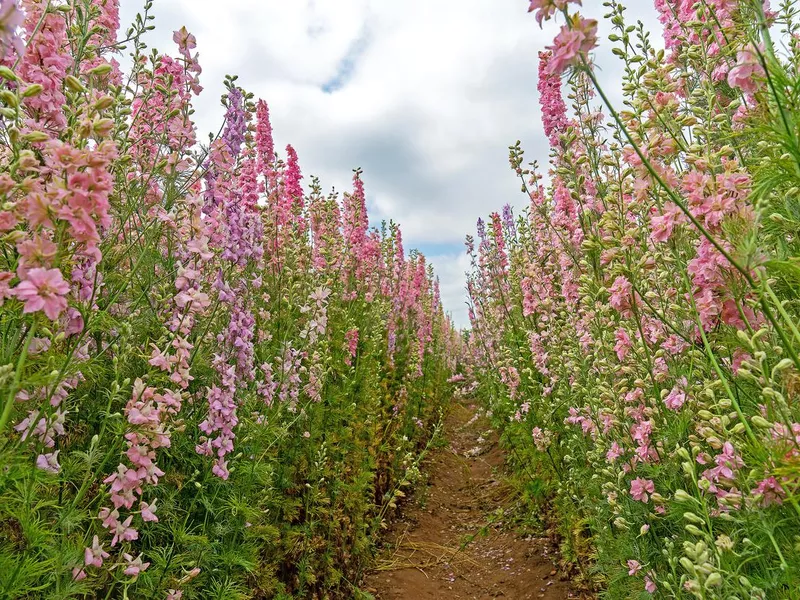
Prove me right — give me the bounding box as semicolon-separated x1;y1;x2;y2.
119;0;662;327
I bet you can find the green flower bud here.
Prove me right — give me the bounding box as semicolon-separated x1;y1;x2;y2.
0;90;18;107
0;66;17;80
95;95;115;110
89;63;114;76
64;75;87;93
679;557;696;575
21;84;43;97
683;511;704;524
751;415;772;429
22;131;49;143
685;524;704;536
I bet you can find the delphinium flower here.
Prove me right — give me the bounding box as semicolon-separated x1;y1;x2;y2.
608;275;632;315
630;478;655;503
308;185;344;271
283;144;305;229
256;99;275;182
385;226;406;362
35;450;60;473
79;0;122;85
614;328;632;361
700;442;744;507
275;345;304;409
173;26;202;94
501;204;516;240
84;535;110;569
14;267;69;320
122;553;150;577
13;375;78;473
197;85;264;478
222;86;246;157
546;14;598;75
340;170;372;296
17;0;72;129
197;357;237;479
344;328;359;367
653;0;689;54
97;379;181;576
752;477;785;506
627;559;642;576
727;43;766;95
537;51;571;146
644;573;656;593
527;0;582;26
129;50;198;173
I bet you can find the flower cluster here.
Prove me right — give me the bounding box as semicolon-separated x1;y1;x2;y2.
460;1;800;597
0;2;456;598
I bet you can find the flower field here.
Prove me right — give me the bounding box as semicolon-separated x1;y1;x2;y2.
0;1;458;598
462;0;800;598
4;0;800;598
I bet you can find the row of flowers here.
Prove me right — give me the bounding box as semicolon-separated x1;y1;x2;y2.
460;1;800;598
0;1;457;598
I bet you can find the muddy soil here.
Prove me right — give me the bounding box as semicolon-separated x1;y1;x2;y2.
362;402;588;600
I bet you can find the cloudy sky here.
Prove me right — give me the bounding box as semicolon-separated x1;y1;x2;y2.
119;0;661;327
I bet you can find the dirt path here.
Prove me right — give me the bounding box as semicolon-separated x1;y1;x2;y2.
362;402;584;600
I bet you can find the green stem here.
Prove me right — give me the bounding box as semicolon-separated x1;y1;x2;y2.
0;322;37;442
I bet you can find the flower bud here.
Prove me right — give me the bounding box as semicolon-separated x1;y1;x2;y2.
21;84;43;97
64;75;87;93
95;95;114;111
93;118;114;137
89;63;113;76
683;511;704;525
0;90;19;107
704;572;722;588
22;131;49;143
3;229;27;243
0;66;17;81
751;415;772;429
679;557;696;575
685;524;704;536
